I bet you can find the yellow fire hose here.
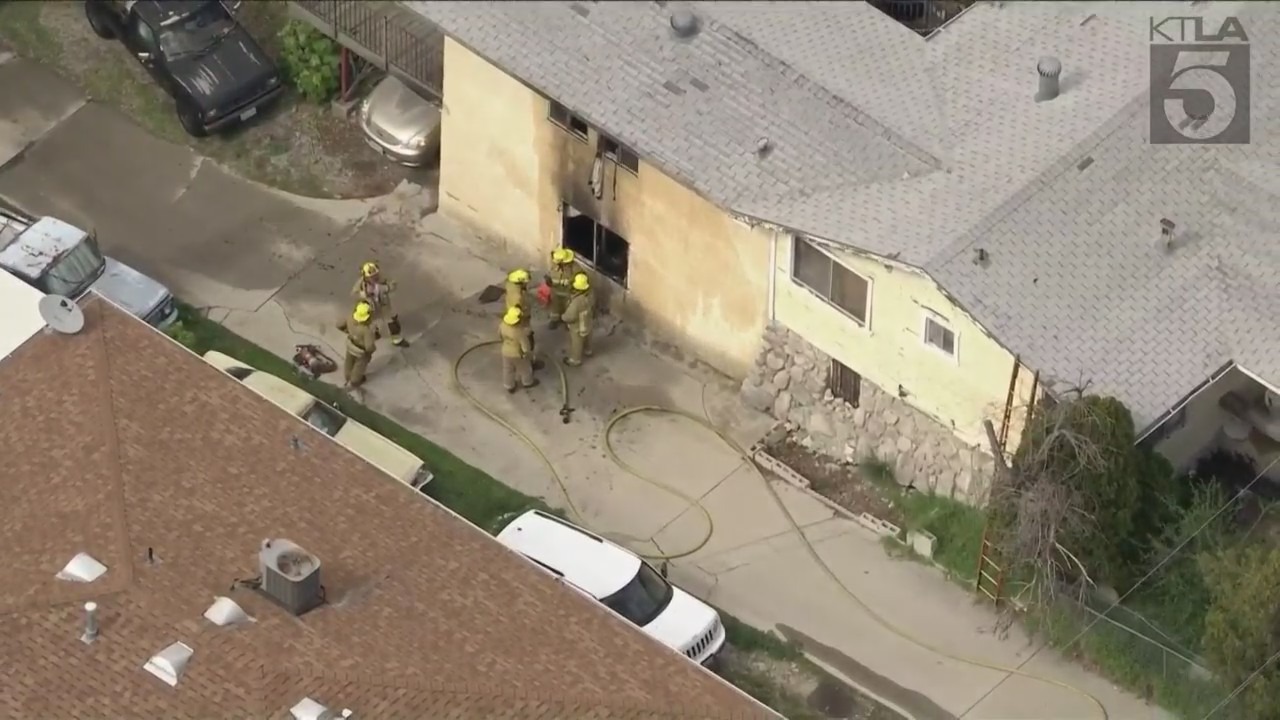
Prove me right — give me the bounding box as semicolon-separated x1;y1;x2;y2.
453;340;1106;719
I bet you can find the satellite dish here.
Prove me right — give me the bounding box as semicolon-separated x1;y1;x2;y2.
38;294;85;335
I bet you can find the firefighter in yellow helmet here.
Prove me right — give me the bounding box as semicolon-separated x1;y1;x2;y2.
337;301;378;389
560;272;594;366
545;248;582;328
504;268;531;313
351;261;407;347
499;305;539;393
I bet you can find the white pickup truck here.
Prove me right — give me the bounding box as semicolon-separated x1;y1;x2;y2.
0;201;179;328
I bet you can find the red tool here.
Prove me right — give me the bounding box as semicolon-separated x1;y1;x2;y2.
535;281;552;307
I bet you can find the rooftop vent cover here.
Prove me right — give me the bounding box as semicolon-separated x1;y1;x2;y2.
669;8;700;38
203;596;254;626
290;697;354;720
57;552;108;583
142;641;193;687
259;539;323;616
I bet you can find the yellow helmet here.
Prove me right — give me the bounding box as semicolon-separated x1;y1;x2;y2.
503;306;523;326
552;248;575;265
507;268;530;284
572;273;590;291
353;301;373;323
361;261;380;277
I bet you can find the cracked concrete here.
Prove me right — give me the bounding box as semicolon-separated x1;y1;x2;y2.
0;62;1171;720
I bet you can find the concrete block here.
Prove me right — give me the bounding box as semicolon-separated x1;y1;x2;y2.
854;512;900;539
331;95;361;119
752;449;810;489
907;529;936;560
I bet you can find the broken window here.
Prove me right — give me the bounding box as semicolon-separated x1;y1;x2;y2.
599;134;640;174
549;100;589;139
828;360;861;408
561;205;631;286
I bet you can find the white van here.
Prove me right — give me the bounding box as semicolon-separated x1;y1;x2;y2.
495;509;726;666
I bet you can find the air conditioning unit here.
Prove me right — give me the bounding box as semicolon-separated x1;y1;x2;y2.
259;539;323;615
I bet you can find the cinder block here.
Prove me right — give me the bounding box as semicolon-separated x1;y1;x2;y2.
907;529;936;560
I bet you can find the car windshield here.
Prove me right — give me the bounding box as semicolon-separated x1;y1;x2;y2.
600;562;674;627
41;236;105;297
157;2;234;59
302;402;347;437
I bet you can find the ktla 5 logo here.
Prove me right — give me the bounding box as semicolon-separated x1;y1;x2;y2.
1149;16;1250;145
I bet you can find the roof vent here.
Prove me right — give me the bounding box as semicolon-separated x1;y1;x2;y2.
1159;218;1176;251
203;596;254;627
259;539;324;616
669;8;700;38
81;602;100;644
38;294;85;335
142;641;193;687
57;552;108;583
290;698;354;720
1035;56;1062;102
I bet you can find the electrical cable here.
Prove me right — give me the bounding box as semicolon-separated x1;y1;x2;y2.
453;340;1108;718
1201;646;1280;720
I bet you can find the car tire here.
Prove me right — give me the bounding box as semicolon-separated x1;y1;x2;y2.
85;3;116;39
177;104;208;138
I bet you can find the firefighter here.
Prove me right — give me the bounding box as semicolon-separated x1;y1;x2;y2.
352;261;407;347
500;305;539;393
505;268;531;313
561;272;594;366
337;301;378;390
545;248;582;328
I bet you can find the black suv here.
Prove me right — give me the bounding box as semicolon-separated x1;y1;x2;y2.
85;0;284;137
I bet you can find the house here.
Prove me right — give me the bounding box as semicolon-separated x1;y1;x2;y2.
392;1;1280;503
0;295;776;719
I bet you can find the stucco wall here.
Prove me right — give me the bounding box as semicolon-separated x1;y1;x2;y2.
771;234;1036;450
436;39;770;376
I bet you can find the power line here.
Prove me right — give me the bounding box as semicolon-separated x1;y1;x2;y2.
1053;455;1279;659
1201;646;1280;720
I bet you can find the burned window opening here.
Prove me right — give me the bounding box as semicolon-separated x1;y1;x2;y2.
549;100;589;139
598;134;640;174
561;205;630;287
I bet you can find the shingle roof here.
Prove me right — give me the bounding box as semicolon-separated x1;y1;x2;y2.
0;297;776;720
411;0;1280;429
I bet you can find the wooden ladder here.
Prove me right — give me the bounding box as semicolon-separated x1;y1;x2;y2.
974;526;1006;605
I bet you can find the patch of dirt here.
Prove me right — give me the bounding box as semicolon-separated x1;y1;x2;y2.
1;0;424;199
718;646;904;720
768;438;905;525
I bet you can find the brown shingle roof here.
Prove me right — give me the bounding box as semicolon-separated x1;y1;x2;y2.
0;298;775;720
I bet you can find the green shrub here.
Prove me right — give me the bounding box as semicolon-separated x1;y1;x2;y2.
278;20;340;103
1201;545;1280;719
164;320;198;350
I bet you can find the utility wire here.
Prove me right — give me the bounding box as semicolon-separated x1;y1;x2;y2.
1201;646;1280;720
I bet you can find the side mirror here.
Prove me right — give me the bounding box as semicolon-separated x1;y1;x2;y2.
137;52;153;63
659;561;669;579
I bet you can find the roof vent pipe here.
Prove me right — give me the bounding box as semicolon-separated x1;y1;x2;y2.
81;602;100;644
670;8;700;38
1036;56;1062;102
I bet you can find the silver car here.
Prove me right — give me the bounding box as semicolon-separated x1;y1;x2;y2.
358;75;441;168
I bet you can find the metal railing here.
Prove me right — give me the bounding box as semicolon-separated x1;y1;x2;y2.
290;0;444;99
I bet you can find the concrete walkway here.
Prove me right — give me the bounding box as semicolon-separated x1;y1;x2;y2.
0;56;1168;720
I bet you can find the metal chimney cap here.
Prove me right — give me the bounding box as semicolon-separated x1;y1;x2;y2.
670;8;700;37
85;602;98;612
1037;56;1062;78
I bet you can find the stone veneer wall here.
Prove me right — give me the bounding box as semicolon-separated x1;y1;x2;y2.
741;324;995;505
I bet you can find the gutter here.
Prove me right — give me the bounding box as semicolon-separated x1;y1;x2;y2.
1134;361;1236;443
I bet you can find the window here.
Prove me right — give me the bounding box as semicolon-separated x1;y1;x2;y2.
39;236;106;297
127;15;159;53
156;2;233;59
598;134;640;174
548;100;589;139
923;315;957;357
600;562;674;627
302;402;347;437
791;237;870;324
828;360;861;408
561;204;631;286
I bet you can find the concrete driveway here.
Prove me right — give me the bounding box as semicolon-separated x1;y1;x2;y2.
0;54;1166;720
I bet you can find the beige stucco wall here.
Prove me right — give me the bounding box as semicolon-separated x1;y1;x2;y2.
772;234;1038;451
436;38;770;376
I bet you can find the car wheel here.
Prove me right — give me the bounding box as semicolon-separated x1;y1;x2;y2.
176;104;208;138
85;3;116;39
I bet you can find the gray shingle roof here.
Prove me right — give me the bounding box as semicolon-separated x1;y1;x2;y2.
408;0;1280;428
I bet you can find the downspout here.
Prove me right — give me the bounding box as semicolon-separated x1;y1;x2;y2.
766;227;779;323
